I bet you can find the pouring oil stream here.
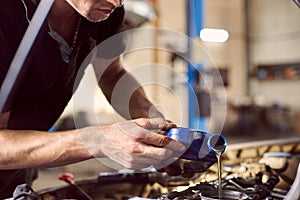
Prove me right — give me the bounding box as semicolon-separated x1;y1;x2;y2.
208;135;227;199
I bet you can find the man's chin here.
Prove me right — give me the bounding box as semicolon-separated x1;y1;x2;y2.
86;15;109;23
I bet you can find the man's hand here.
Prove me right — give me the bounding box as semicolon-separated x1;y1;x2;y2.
80;118;185;170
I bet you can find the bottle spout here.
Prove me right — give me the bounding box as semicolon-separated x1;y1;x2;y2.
208;134;227;154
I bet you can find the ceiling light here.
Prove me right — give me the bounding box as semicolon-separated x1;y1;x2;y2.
200;28;229;43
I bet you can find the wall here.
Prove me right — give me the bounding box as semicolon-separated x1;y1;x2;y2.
204;0;248;99
248;0;300;110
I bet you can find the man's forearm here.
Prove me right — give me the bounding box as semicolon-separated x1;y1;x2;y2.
102;74;164;119
128;88;164;119
95;58;163;120
0;129;93;170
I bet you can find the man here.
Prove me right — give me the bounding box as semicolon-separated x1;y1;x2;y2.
0;0;184;198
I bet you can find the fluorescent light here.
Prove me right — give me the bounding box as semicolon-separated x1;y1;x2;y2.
200;28;229;43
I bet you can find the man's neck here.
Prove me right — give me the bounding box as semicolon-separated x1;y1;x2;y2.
48;0;77;19
47;0;80;46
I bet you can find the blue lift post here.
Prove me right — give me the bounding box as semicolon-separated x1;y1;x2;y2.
186;0;206;130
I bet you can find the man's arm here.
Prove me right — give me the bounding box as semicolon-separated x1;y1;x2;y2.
0;118;181;170
93;57;164;120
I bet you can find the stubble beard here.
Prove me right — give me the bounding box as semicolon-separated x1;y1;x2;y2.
86;14;110;23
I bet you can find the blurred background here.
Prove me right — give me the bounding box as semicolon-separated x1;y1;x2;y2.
33;0;300;192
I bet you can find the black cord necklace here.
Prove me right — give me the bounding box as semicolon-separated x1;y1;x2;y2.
71;17;81;51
